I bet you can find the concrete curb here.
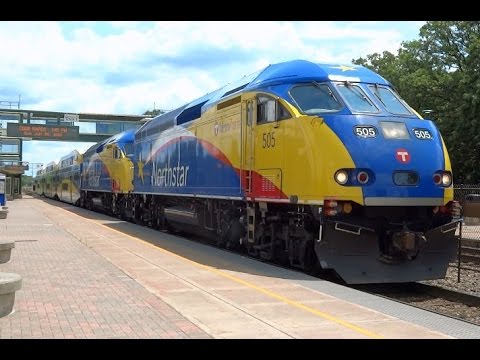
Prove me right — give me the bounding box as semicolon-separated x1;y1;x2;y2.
0;239;15;264
0;272;22;318
0;211;8;219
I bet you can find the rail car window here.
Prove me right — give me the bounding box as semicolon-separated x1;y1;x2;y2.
289;84;342;114
336;83;379;113
60;158;73;168
257;95;290;124
368;85;412;115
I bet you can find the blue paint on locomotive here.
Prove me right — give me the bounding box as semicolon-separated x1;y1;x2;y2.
246;60;389;91
201;61;388;114
323;114;446;199
133;137;243;197
103;128;136;153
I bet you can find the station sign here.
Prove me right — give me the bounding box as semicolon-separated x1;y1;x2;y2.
7;123;80;140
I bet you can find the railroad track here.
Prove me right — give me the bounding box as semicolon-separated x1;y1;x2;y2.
459;246;480;265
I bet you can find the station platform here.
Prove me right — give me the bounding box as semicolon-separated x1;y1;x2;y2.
1;196;479;339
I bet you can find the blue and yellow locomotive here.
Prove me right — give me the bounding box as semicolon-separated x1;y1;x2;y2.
79;128;135;214
35;59;461;284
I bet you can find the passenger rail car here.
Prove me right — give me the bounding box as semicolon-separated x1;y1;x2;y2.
42;161;60;199
35;60;461;284
33;167;46;196
57;150;82;204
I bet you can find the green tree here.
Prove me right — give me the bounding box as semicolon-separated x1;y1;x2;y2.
22;175;33;186
143;109;165;117
353;21;480;183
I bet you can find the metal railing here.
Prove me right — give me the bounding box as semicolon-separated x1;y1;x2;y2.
0;99;20;109
454;185;480;281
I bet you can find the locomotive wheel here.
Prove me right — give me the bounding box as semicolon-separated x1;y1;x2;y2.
226;220;243;251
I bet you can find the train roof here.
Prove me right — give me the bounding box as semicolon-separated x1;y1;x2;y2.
84;128;136;156
44;161;57;170
141;59;391;134
59;150;80;162
103;127;135;146
247;60;389;89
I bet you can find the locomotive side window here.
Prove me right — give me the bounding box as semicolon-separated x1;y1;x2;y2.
113;147;122;159
289;84;342;114
257;96;276;123
257;95;291;124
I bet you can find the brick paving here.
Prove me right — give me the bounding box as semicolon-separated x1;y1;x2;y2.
0;197;211;339
0;196;463;339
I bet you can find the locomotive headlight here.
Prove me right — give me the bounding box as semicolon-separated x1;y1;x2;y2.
379;121;410;139
335;170;349;185
433;171;452;187
442;173;452;186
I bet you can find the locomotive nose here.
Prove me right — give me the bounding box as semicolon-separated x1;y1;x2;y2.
333;118;450;205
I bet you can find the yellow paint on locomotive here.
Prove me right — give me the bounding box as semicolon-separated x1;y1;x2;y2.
441;135;453;204
191;91;364;205
97;144;134;193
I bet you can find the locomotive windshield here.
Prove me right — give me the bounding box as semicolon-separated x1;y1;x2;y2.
289;83;343;114
368;84;412;115
335;82;379;113
123;143;134;158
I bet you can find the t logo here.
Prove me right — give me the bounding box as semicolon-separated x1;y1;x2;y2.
396;149;411;163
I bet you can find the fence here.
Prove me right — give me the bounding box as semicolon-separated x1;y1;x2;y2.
453;184;480;281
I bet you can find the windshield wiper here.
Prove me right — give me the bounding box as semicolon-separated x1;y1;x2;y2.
344;81;370;104
312;81;338;102
372;83;386;107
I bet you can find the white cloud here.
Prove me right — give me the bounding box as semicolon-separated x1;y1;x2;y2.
0;21;424;168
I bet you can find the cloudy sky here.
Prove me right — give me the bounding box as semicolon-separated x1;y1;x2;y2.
0;21;424;175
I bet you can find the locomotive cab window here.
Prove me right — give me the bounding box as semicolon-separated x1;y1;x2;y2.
336;82;379;113
289;83;342;114
256;95;290;124
123;143;134;158
368;85;412;115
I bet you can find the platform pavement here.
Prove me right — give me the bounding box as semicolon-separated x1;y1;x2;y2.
1;196;472;339
0;196;211;339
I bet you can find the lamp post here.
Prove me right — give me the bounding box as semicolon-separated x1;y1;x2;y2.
28;163;43;178
22;162;42;195
26;162;43;179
